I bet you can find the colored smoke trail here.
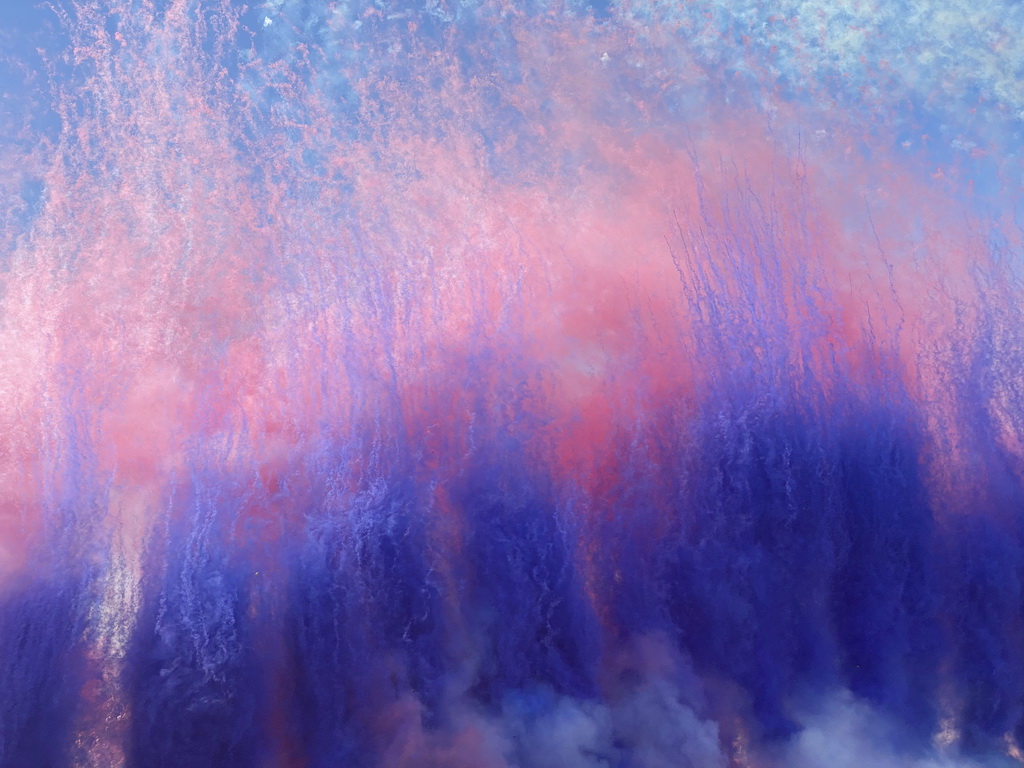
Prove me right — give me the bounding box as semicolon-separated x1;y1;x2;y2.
2;0;1024;766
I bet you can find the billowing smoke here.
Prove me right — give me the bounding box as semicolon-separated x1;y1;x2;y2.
0;0;1023;767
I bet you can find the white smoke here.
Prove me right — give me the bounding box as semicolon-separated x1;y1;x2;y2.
376;633;727;768
780;691;1018;768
